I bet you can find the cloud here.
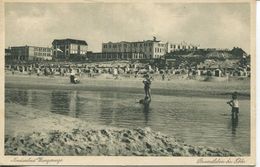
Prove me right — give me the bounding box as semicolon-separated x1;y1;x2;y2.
5;2;251;53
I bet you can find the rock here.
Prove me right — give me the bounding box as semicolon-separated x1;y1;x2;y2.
166;147;173;152
188;147;197;155
123;133;128;138
172;152;182;156
138;135;144;140
75;147;81;154
121;138;131;143
145;142;152;149
100;129;110;137
4;127;241;156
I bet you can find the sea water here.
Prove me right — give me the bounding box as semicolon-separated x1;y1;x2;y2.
5;88;250;155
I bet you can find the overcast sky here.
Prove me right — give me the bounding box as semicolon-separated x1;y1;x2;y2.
5;2;251;53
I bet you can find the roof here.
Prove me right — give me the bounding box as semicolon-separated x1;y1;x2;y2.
10;45;52;49
104;39;161;44
52;38;88;45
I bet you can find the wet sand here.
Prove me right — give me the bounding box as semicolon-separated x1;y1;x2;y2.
5;103;240;156
5;74;250;98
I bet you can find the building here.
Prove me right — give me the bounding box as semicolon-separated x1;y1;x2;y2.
9;45;52;62
100;38;199;61
5;48;11;62
52;38;88;60
102;37;167;59
166;42;199;53
88;52;145;61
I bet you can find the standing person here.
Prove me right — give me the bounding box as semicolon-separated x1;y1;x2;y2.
227;92;239;118
36;68;40;76
162;73;165;81
11;68;14;75
143;74;152;101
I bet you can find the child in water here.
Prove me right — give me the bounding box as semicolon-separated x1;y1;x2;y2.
143;74;152;100
227;92;239;118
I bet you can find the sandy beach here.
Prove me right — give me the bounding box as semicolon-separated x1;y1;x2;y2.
5;74;250;98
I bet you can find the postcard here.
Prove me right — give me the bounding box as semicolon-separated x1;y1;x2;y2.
0;0;256;165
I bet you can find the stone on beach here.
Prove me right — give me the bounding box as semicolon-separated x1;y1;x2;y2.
5;127;240;156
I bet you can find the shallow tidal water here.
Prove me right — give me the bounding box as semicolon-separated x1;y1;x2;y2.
5;88;250;155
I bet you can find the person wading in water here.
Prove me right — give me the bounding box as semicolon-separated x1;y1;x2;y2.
227;91;239;119
143;74;152;103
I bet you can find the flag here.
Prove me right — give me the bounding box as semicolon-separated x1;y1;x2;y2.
56;48;63;53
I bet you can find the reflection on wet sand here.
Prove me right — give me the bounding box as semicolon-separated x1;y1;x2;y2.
231;116;239;135
143;103;150;125
50;90;80;118
5;89;28;105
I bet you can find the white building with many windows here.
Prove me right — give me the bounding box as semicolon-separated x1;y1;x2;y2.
166;41;199;53
101;38;199;60
9;45;52;61
102;37;166;59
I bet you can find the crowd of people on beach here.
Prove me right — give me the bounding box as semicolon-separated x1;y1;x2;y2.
5;61;249;82
5;62;187;82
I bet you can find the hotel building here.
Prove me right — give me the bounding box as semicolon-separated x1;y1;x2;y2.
101;37;166;59
88;37;199;61
9;45;52;61
166;42;199;53
52;38;88;59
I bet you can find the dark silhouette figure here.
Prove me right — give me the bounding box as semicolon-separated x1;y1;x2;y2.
143;102;150;125
231;116;239;135
143;74;152;100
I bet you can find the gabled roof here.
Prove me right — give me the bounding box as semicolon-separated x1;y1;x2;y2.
5;48;11;52
52;38;88;45
104;39;161;44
